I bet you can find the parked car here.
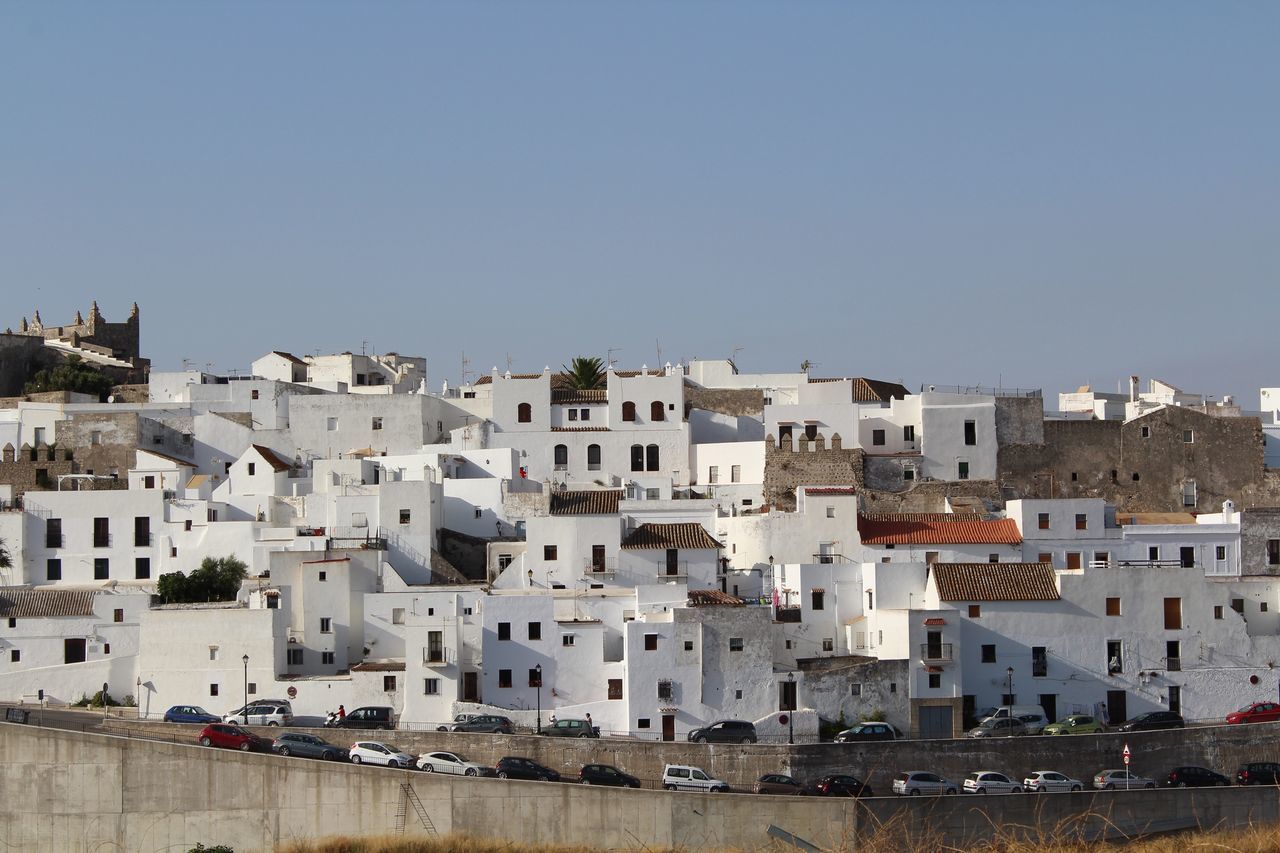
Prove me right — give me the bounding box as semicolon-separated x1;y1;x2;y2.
963;771;1023;794
272;733;348;761
222;701;293;727
662;764;730;792
755;773;805;795
436;713;480;732
542;718;598;738
1023;771;1083;793
982;705;1049;734
198;723;268;752
416;751;492;776
163;705;220;724
966;717;1027;738
687;720;758;744
834;722;901;742
1042;715;1106;736
495;756;561;782
1165;766;1230;788
332;706;397;730
443;714;514;734
1115;711;1184;732
1226;702;1280;724
1236;763;1280;786
808;774;873;798
349;741;415;768
1093;769;1156;790
892;772;957;796
579;764;640;788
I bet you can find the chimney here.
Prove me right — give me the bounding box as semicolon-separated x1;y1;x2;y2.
1129;375;1140;403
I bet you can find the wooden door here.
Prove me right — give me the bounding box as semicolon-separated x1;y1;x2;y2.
662;714;675;742
462;672;478;703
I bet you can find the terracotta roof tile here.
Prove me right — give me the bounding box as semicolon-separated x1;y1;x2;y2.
550;426;611;432
688;589;745;607
804;487;858;496
858;514;1021;545
852;378;910;403
622;523;722;551
0;588;96;618
932;563;1059;602
350;661;407;672
271;350;307;365
861;512;986;522
552;389;607;404
550;490;623;516
252;444;293;472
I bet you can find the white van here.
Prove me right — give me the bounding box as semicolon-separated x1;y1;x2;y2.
662;764;730;793
983;705;1048;734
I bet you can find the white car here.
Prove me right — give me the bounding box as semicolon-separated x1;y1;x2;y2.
1023;770;1084;792
222;702;293;727
349;741;416;768
963;771;1023;794
661;764;730;793
892;771;957;796
1093;769;1156;790
417;751;491;776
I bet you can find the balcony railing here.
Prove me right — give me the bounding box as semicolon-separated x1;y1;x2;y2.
134;533;153;547
45;535;63;548
657;560;689;580
919;643;954;662
583;562;616;578
813;553;849;564
93;534;112;548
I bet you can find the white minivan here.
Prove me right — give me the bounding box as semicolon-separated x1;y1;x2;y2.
982;705;1048;734
662;764;730;793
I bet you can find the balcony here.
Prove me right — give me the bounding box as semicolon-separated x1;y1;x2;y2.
919;643;954;663
582;560;616;579
93;534;112;548
134;533;153;547
812;553;850;564
656;560;689;581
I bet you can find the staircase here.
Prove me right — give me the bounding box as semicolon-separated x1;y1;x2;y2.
393;782;438;837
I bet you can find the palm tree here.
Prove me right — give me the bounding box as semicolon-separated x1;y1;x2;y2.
0;538;10;570
562;356;605;390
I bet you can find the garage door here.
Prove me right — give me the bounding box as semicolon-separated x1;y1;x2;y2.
919;706;953;740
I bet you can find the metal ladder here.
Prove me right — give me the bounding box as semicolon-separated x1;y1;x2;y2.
394;782;438;837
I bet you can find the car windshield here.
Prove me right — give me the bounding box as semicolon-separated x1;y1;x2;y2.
191;707;211;715
1238;705;1259;713
384;745;404;753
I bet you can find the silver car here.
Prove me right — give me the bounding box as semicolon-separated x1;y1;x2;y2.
1023;770;1083;792
966;717;1027;738
1093;769;1156;790
893;771;958;796
963;771;1023;794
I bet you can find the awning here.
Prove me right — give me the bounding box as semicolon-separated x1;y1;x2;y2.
923;617;946;626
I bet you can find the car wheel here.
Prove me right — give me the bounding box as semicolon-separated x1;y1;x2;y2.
1012;787;1023;794
239;742;251;751
491;728;503;734
279;746;291;757
1145;783;1155;789
498;771;509;779
582;779;591;785
664;784;675;791
946;788;957;795
909;789;920;796
695;736;708;744
352;755;363;764
579;733;591;738
268;721;280;727
976;787;986;794
422;764;434;773
322;752;335;761
1071;785;1082;792
740;737;752;744
437;726;448;732
1104;783;1114;790
1177;782;1187;788
465;768;477;777
863;789;874;798
380;724;391;731
200;736;212;747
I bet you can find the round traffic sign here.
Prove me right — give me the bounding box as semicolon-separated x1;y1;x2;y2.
287;686;297;699
778;714;789;726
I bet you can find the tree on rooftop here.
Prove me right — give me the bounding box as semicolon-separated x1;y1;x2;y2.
156;555;249;603
24;354;115;401
562;356;605;390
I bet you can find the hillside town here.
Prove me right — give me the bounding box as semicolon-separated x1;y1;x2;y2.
4;303;1280;741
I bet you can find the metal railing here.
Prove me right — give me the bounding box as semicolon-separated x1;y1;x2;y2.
919;643;954;662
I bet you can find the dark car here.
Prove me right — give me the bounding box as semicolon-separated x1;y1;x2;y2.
1165;766;1229;788
542;718;598;738
198;723;268;752
808;774;874;798
1115;711;1184;732
496;756;560;782
448;714;515;734
687;720;758;744
272;732;349;761
834;722;900;743
163;705;220;724
1236;763;1280;786
579;763;640;788
755;774;805;795
332;706;396;730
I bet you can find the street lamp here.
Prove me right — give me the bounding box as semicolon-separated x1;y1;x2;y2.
242;655;250;725
1005;666;1014;704
535;663;543;734
787;671;795;745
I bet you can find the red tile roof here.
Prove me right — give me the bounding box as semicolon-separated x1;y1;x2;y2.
804;487;857;496
0;588;96;618
550;490;623;516
858;514;1021;545
687;589;745;607
622;523;722;551
270;350;307;365
550;426;611;432
252;444;294;472
552;389;607;404
932;563;1059;602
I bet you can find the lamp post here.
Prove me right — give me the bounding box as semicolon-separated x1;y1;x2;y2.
242;655;250;725
1005;666;1014;704
535;663;543;734
787;671;795;745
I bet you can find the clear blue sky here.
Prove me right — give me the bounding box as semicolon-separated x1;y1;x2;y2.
2;2;1276;405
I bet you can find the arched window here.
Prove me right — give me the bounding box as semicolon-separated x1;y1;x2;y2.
650;401;665;422
517;402;532;423
622;401;636;422
630;445;644;472
646;444;660;472
587;444;602;471
554;444;568;469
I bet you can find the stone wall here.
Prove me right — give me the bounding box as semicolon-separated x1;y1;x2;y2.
801;657;910;729
1240;508;1280;576
683;384;765;419
994;395;1045;445
763;439;863;510
0;334;53;398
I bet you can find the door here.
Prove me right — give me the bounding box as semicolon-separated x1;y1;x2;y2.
1106;689;1127;725
462;672;479;703
591;545;606;572
1039;694;1057;724
662;714;675;742
64;638;87;664
1168;686;1181;715
665;549;679;576
1180;546;1195;568
926;630;943;659
818;543;836;564
918;705;953;739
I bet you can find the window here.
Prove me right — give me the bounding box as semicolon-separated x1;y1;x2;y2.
46;559;61;581
867;590;874;610
392;608;405;625
184;519;193;532
850;683;862;697
826;506;836;518
904;424;916;442
543;545;557;561
113;608;124;623
517;403;532;423
528;668;542;687
708;466;719;483
1132;472;1140;481
1075;514;1087;530
91;430;102;445
287;648;303;666
730;464;741;483
383;676;397;692
1264;602;1271;613
93;517;110;548
1107;640;1123;674
46;518;62;548
498;669;512;688
135;557;150;579
1183;429;1194;444
209;683;218;696
498;622;511;641
580;408;590;421
889;682;897;693
644;633;658;651
811;590;825;610
1037;512;1050;530
1216;546;1227;561
424;678;440;695
608;678;622;699
683;640;694;651
989;553;1000;563
622;401;636;422
630;444;644;472
321;651;335;665
1094;551;1109;566
1270;540;1280;566
562;634;575;647
568;408;578;421
657;680;672;700
651;401;665;422
1166;640;1181;671
645;488;660;500
251;389;259;400
778;424;793;441
637;718;651;729
957;460;970;480
528;622;542;640
94;558;109;580
1032;646;1047;677
928;673;941;689
587;444;601;470
143;475;155;489
729;637;744;652
1214;605;1224;619
968;604;981;618
103;643;111;655
1183;480;1197;508
981;644;996;663
326;417;338;431
1164;597;1182;630
209;646;219;661
1232;598;1245;614
646;444;659;472
964;420;977;445
247;462;257;476
872;429;885;446
1141;425;1150;438
320;617;332;634
822;638;834;652
1106;597;1121;616
426;630;444;662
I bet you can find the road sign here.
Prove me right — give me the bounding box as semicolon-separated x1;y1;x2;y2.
1122;743;1131;766
287;686;297;699
778;714;789;726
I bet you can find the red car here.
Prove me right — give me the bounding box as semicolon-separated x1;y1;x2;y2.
1226;702;1280;724
199;723;269;751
